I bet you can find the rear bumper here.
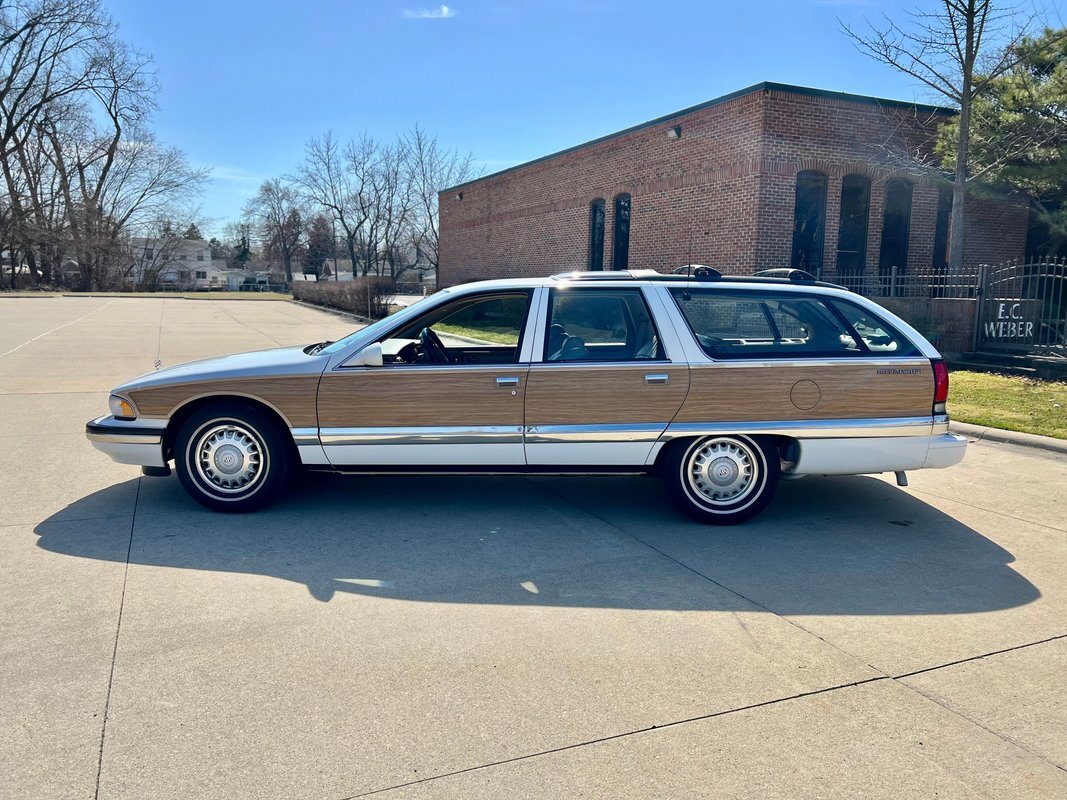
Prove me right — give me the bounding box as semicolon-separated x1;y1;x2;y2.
791;432;966;476
923;432;968;469
85;415;167;468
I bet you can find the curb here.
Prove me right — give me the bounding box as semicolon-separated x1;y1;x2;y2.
290;299;373;324
949;421;1067;455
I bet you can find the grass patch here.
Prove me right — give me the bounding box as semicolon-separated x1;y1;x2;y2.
433;323;519;345
949;370;1067;440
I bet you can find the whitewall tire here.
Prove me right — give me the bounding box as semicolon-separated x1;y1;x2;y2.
664;435;779;524
174;403;291;513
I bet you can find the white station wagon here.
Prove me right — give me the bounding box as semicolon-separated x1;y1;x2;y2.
86;268;966;523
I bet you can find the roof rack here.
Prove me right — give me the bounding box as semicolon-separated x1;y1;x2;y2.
672;264;723;280
549;268;848;291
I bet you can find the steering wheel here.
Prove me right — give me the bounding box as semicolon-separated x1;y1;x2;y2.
419;327;450;364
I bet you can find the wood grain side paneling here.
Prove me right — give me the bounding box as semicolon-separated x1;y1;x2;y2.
675;361;934;422
318;367;527;428
525;365;691;425
128;375;320;427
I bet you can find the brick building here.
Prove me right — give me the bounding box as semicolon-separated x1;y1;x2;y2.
438;82;1027;287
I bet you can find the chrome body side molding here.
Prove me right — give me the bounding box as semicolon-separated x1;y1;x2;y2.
523;423;664;444
319;426;525;446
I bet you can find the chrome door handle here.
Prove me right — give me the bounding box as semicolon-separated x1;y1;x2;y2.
496;377;520;387
644;373;670;385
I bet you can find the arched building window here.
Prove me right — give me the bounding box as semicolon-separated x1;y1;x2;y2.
791;170;828;276
588;198;605;271
879;178;914;280
837;174;871;276
612;193;631;270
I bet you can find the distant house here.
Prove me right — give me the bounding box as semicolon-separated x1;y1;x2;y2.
185;266;251;291
128;237;262;290
317;248;436;287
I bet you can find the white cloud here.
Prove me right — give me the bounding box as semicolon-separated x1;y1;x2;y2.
206;165;263;185
403;4;456;19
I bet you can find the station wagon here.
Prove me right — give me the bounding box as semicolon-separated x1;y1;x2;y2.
86;268;966;523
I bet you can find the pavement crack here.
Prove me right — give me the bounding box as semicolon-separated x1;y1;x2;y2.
893;632;1067;680
214;304;286;347
93;476;141;800
341;676;889;799
892;637;1067;775
906;487;1067;534
0;299;114;360
526;479;881;674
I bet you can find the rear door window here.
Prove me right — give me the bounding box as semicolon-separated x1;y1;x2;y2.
545;289;664;362
668;289;864;359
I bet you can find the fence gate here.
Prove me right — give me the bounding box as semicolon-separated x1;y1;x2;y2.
976;257;1067;357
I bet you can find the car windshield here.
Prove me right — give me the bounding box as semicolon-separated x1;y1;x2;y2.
317;290;450;355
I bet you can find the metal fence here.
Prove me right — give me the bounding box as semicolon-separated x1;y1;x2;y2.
828;266;981;300
975;257;1067;357
826;258;1067;358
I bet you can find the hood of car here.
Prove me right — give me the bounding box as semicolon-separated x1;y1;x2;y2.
114;345;328;394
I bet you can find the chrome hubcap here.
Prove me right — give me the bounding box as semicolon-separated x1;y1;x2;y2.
687;439;758;505
194;424;265;493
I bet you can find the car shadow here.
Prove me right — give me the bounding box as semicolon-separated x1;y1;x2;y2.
34;472;1040;613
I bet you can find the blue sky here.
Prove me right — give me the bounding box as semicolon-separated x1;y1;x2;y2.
108;0;1065;236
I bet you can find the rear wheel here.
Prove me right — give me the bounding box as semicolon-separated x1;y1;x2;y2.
174;403;290;512
663;435;779;524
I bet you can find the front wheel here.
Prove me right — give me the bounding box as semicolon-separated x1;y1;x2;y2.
663;435;779;524
174;403;291;513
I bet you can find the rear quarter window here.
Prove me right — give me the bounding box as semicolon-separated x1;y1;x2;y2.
668;288;917;359
829;299;921;357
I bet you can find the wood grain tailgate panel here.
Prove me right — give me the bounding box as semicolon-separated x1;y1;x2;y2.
128;376;320;427
675;362;934;422
525;365;691;425
317;368;526;428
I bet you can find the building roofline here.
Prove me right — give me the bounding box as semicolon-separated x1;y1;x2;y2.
440;81;955;195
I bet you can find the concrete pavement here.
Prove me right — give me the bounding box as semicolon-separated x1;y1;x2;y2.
1;296;1064;799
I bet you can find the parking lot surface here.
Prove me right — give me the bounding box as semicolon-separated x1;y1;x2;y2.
2;296;1065;799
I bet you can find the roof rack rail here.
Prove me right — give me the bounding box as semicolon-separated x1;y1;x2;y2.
547;268;850;291
752;268;817;282
550;269;663;281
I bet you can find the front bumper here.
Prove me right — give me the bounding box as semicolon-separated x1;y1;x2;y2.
85;415;167;468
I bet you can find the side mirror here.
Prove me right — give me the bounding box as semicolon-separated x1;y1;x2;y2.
352;341;383;367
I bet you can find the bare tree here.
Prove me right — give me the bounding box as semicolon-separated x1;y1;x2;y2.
405;124;475;279
372;138;416;279
0;0;205;290
293;132;371;279
843;1;1036;270
244;178;303;282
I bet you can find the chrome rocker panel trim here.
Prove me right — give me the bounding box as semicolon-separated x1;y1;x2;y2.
662;416;944;441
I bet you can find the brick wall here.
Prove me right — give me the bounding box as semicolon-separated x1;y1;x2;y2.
438;83;1027;288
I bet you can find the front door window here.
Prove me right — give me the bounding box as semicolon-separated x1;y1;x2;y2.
381;291;532;365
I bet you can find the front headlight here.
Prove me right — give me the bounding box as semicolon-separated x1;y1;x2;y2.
109;394;137;420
